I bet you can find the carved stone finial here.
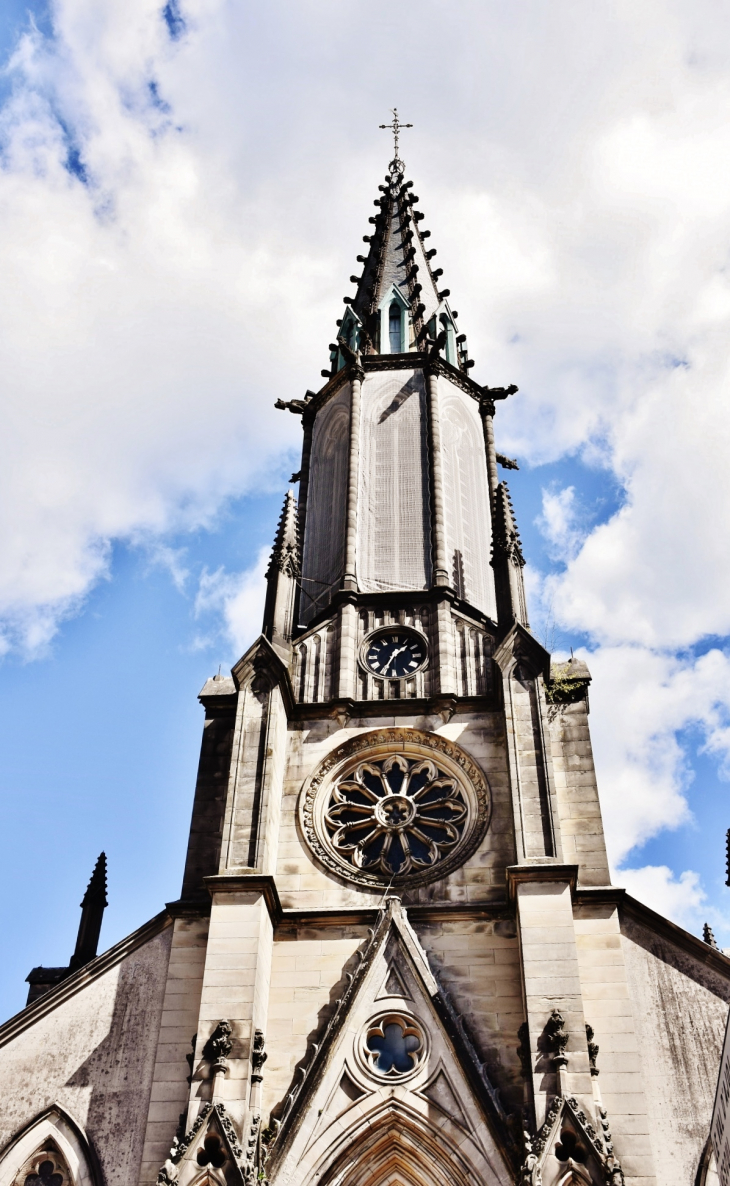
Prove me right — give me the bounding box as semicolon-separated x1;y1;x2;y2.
586;1023;599;1075
545;1009;568;1068
519;1129;541;1186
204;1020;233;1074
703;922;720;949
251;1028;267;1083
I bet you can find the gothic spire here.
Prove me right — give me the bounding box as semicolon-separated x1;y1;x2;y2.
69;852;108;971
491;481;529;631
263;489;300;655
328;158;471;371
266;489;299;580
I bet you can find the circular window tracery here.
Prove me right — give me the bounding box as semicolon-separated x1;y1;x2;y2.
325;754;467;877
358;1012;426;1081
299;728;491;889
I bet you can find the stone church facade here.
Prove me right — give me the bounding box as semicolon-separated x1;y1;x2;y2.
1;152;728;1186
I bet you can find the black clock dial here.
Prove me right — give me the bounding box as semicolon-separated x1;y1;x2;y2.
364;631;427;679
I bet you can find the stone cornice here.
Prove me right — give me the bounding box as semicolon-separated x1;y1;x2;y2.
506;862;579;903
575;886;730;980
204;873;283;926
304;351;487;425
274;898;513;928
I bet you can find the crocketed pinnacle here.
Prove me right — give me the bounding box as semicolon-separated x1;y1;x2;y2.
492;482;525;567
267;489;300;580
70;851;108;971
81;851;108;909
349;163;448;346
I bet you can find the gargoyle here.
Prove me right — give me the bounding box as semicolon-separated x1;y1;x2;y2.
482;383;518;400
275;398;309;415
497;452;519;470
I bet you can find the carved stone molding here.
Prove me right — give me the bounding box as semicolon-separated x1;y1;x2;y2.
299;727;491;889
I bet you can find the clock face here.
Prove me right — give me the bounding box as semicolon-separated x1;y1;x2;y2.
363;630;427;680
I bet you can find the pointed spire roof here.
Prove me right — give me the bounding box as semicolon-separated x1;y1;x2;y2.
266;489;300;579
348;161;448;346
81;851;108;909
492;481;525;566
69;852;108;971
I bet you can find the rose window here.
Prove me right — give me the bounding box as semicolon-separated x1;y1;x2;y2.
300;728;491;889
324;754;467;877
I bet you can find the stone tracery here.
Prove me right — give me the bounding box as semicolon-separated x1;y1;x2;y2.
325;754;467;877
300;727;491;889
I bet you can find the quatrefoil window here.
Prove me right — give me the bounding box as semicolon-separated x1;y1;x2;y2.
324;754;467;877
361;1014;426;1080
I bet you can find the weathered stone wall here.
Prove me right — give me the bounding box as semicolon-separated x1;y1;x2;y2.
0;926;172;1186
139;915;210;1185
265;923;367;1121
621;910;730;1186
574;901;653;1184
414;915;524;1113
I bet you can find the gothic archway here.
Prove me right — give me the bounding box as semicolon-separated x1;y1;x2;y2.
0;1107;100;1186
306;1102;493;1186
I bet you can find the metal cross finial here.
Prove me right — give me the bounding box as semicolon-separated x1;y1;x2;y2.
379;108;413;172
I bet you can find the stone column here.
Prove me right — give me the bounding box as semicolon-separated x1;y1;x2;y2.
337;601;358;701
292;416;314;630
425;368;449;587
342;367;363;593
479;396;499;516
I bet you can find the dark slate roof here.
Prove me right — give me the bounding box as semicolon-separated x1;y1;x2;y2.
349;163;446;342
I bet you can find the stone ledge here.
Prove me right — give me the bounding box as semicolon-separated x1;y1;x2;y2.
506;863;579;903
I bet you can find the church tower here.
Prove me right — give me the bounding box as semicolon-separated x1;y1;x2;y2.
2;131;729;1186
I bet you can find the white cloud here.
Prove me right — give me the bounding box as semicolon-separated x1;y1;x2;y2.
616;864;706;933
581;645;730;865
1;0;730;671
195;546;268;659
537;485;584;562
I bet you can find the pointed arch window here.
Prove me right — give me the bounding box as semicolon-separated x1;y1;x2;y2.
440;313;456;365
389;302;402;353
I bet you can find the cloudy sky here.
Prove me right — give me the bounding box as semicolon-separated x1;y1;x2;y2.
1;0;730;1018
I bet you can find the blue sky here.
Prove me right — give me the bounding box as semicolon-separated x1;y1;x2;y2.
1;0;730;1021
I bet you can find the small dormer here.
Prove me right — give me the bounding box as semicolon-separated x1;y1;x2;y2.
378;284;411;354
330;308;363;372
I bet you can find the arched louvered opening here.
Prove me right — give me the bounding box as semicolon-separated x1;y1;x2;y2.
440;312;456;365
297;644;308;702
440;384;496;619
311;634;322;703
300;388;350;624
358;371;431;597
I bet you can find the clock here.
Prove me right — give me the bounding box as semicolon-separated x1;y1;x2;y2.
361;628;428;680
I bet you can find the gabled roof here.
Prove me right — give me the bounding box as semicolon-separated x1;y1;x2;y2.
264;897;519;1181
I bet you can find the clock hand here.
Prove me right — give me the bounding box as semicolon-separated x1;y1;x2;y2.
382;645;407;676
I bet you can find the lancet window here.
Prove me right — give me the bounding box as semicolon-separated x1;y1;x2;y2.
389;302;402;353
